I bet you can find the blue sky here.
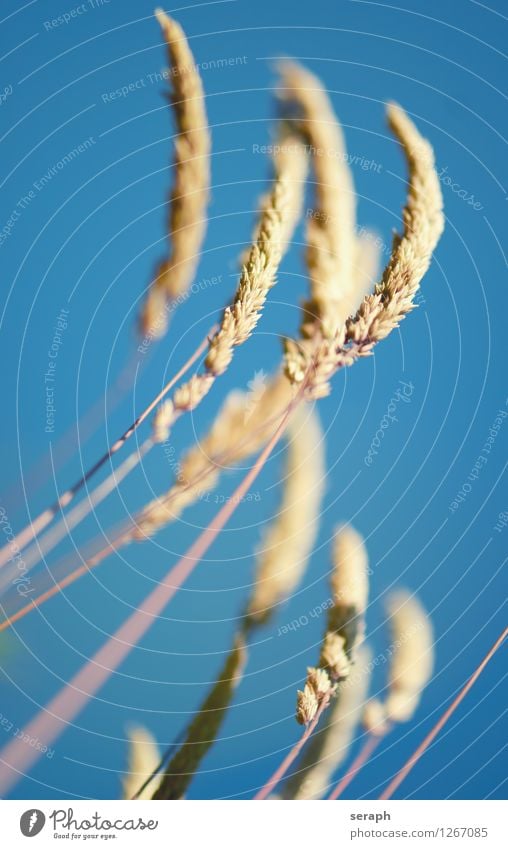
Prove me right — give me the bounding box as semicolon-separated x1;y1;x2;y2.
0;0;506;800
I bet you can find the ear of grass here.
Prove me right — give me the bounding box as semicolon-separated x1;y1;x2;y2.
151;637;246;799
141;10;211;338
253;693;332;800
278;61;357;338
280;644;372;800
284;102;444;399
379;626;508;800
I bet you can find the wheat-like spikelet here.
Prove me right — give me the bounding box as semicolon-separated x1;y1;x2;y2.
281;644;371;799
133;372;293;537
296;524;369;724
245;404;325;625
278;61;357;339
121;725;161;800
353;230;382;306
244;132;307;265
152;637;245;799
363;590;434;733
141;10;210;337
284;102;444;399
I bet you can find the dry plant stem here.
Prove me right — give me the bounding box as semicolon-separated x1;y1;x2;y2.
0;389;302;797
379;626;508;801
254;694;331;801
0;439;153;588
328;732;385;800
0;330;213;569
0;391;295;632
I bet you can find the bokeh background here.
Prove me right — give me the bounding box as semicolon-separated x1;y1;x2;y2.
0;0;506;800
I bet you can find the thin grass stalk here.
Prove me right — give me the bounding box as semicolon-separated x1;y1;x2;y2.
279;644;372;800
0;385;298;632
0;329;213;570
0;439;153;594
253;694;332;800
328;732;384;800
379;626;508;800
0;376;307;797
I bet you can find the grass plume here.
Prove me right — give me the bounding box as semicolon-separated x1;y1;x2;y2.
141;9;211;337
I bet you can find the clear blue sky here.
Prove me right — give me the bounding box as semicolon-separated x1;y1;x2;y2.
0;0;506;800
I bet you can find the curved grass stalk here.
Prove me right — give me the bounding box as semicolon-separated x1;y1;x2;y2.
328;731;385;799
254;694;332;800
0;330;213;571
379;626;508;800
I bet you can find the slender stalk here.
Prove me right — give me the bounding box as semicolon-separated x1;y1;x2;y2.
328;733;384;799
0;329;214;568
254;695;331;800
0;439;153;595
0;390;301;798
379;626;508;800
0;390;294;632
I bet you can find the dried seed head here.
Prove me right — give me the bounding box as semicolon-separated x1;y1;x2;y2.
141;10;210;338
285;102;444;400
245;405;325;625
296;683;319;725
384;590;434;723
278;60;357;339
331;524;369;618
306;666;333;699
282;644;372;800
319;632;351;681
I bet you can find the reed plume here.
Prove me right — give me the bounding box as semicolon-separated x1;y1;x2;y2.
141;9;210;337
122;725;161;800
328;589;433;799
138;136;305;449
245;404;325;625
285;102;444;399
364;590;434;731
278;61;357;338
296;524;369;725
281;644;371;799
